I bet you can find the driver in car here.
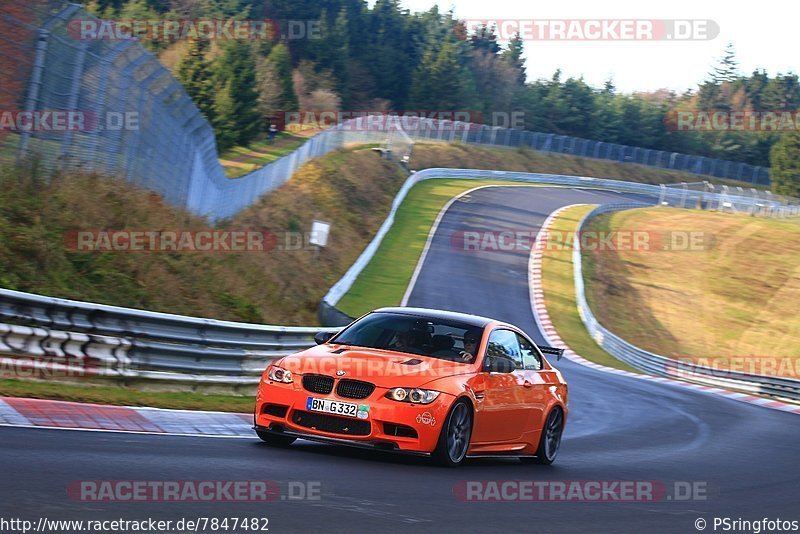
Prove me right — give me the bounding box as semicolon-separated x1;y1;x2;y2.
459;328;482;363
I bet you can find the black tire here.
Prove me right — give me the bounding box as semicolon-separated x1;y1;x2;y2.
522;406;564;465
433;399;473;467
256;430;296;447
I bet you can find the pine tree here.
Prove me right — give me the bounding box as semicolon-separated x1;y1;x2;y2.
770;130;800;197
177;39;215;123
469;23;500;54
266;43;299;112
710;42;739;83
213;41;261;146
212;81;238;151
331;7;351;107
502;33;526;85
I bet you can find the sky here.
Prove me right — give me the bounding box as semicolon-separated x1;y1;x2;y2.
383;0;798;94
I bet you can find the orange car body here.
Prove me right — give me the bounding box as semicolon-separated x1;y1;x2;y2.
254;308;568;460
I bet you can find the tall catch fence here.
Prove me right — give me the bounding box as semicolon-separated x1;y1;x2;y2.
0;2;776;223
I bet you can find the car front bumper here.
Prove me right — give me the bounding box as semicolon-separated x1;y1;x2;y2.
254;379;454;454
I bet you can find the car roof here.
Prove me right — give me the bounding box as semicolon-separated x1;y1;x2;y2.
372;307;495;328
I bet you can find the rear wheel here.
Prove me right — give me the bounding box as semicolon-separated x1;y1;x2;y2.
256;430;296;447
522;406;564;465
433;399;473;467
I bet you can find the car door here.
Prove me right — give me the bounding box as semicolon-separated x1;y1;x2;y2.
470;329;531;444
515;332;548;430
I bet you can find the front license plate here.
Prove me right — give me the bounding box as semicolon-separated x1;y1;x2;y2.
306;397;369;419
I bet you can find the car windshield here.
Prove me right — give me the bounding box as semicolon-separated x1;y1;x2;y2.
330;312;483;363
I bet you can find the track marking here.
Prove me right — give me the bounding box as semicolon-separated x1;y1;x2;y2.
527;205;800;416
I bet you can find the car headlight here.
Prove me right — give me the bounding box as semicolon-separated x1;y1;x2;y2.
266;365;293;384
385;388;440;404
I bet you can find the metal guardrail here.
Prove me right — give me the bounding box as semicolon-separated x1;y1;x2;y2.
322;168;798;311
571;203;800;402
0;170;796;395
0;288;324;388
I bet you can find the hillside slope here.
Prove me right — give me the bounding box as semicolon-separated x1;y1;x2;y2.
1;144;734;325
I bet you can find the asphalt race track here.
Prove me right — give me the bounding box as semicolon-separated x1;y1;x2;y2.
2;186;799;534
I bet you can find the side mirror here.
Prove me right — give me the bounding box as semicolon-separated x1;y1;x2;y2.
314;331;334;345
484;356;516;373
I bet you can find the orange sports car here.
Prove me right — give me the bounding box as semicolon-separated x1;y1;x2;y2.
254;307;568;466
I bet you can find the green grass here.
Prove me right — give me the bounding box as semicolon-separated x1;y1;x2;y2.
539;205;640;373
0;379;253;413
336;188;638;372
219;133;307;178
337;179;546;316
581;208;800;373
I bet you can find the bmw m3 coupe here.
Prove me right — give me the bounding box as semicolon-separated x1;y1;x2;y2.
254;307;568;466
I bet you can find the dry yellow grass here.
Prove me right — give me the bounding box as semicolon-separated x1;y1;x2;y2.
584;208;800;376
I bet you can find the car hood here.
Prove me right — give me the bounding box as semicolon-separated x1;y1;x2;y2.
277;344;472;388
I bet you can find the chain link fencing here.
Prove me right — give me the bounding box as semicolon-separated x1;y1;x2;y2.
657;181;800;216
0;2;778;224
397;117;771;186
0;2;410;221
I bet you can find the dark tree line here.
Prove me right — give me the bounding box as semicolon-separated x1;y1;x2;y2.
87;0;799;193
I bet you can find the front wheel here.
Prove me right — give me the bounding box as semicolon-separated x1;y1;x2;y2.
522;406;564;465
433;399;473;467
256;430;296;447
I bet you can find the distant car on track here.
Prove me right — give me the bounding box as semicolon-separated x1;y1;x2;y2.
254;307;568;466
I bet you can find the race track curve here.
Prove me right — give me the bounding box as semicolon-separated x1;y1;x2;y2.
1;186;798;534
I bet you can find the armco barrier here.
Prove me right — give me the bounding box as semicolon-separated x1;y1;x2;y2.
0;171;797;398
0;288;325;389
571;203;800;402
321;168;794;311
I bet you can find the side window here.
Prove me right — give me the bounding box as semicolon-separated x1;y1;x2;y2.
517;333;542;371
486;329;523;370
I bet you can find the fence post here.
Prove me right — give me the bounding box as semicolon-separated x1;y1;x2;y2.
17;29;50;160
59;43;88;166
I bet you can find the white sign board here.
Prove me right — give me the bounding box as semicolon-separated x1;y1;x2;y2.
309;220;331;248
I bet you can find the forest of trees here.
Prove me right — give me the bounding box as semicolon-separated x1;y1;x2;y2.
85;0;800;180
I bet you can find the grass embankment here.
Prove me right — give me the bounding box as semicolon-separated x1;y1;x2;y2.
0;148;407;325
337;180;542;315
0;379;252;412
335;143;768;315
583;208;800;376
538;206;639;373
338;193;639;372
219;132;307;178
1;143;734;327
409;142;763;189
1;142;763;406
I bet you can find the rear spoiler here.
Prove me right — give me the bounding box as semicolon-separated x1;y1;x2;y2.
537;345;565;361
